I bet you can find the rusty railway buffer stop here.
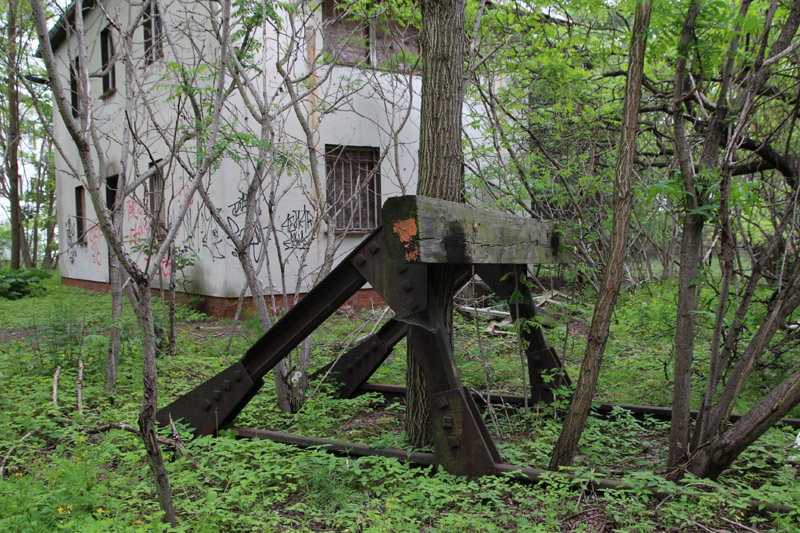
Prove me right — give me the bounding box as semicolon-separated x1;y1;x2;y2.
157;195;571;476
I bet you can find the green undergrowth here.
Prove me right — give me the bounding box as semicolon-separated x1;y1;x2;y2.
1;276;799;530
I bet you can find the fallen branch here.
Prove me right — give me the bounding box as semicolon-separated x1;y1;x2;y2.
168;415;204;473
456;305;511;320
0;426;44;478
83;422;203;472
53;366;61;408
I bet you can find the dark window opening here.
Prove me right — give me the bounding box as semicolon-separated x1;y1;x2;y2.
143;1;163;64
101;27;116;93
106;175;119;210
373;19;420;68
70;56;80;117
322;0;370;65
325;145;380;232
321;0;419;69
148;162;166;239
75;185;86;243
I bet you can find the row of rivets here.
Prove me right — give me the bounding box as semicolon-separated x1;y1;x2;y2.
204;367;247;410
437;396;460;449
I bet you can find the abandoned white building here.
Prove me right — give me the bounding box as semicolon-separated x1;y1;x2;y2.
49;0;426;315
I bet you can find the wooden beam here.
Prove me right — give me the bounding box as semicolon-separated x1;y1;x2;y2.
381;195;565;264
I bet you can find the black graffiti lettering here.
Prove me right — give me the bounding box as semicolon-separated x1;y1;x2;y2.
280;206;313;250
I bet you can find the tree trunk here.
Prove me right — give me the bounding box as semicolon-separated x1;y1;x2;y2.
105;250;124;392
406;0;466;448
133;285;177;526
5;0;22;271
668;0;752;470
689;366;800;479
42;165;57;269
168;244;177;357
666;0;703;470
548;0;651;470
667;212;704;467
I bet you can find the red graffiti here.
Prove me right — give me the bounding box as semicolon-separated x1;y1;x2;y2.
88;226;104;266
176;182;194;210
126;198;150;248
160;256;172;278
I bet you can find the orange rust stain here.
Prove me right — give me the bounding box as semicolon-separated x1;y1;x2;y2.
393;218;420;262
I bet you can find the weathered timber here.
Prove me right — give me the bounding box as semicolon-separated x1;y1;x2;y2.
381;195;565;264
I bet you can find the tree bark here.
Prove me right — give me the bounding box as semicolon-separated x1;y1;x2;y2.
406;0;466;448
5;0;22;270
105;250;124;392
134;285;177;526
548;0;651;470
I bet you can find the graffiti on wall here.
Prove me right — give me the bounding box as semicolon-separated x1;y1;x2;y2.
126;198;151;248
280;206;314;250
227;194;266;261
88;226;103;266
64;218;78;264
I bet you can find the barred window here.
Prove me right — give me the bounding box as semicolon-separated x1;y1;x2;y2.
74;185;86;243
325;146;380;232
143;1;163;64
106;175;119;210
373;19;420;68
70;56;80;117
101;27;116;93
322;0;419;69
148;162;166;239
322;0;369;65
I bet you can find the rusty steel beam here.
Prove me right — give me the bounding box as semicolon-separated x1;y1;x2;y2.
157;229;384;435
233;426;792;513
233;427;436;465
311;267;475;399
309;318;408;398
476;264;571;403
355;383;800;430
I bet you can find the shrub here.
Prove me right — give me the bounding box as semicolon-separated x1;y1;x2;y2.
0;269;52;300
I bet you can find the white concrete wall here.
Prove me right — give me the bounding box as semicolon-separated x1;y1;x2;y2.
53;0;422;298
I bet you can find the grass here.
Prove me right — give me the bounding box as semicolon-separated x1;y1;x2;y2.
0;275;798;531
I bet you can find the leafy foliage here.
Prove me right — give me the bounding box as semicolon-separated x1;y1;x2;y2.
1;278;798;530
0;268;51;300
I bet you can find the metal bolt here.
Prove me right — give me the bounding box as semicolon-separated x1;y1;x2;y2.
531;356;542;365
354;356;362;365
398;265;408;274
368;242;380;254
346;364;354;372
370;341;380;352
437;397;449;409
213;389;221;401
354;255;367;266
223;380;231;390
442;416;454;428
203;400;212;411
409;298;420;311
401;280;413;292
233;370;242;381
447;435;460;448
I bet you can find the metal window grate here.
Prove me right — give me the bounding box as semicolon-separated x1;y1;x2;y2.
101;27;116;93
325;146;380;232
74;185;86;243
148;163;166;239
143;1;163;64
70;56;80;117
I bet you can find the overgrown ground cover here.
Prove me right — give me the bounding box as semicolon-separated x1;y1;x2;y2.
1;276;799;531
